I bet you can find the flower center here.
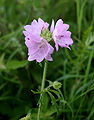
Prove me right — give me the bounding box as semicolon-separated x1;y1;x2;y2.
40;28;52;42
58;35;64;39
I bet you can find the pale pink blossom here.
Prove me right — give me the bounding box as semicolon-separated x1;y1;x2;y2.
23;18;54;62
51;19;73;51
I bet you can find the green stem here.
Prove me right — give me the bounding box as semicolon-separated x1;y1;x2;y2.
37;60;48;120
41;60;48;91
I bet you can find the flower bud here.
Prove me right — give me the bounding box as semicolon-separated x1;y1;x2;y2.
40;28;52;42
53;81;62;89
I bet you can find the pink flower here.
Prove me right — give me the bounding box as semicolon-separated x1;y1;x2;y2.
23;18;54;62
50;19;73;51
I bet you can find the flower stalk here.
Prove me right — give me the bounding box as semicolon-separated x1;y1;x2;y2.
41;60;48;91
37;60;48;120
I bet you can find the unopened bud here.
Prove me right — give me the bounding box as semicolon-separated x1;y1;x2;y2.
40;28;52;42
53;81;62;89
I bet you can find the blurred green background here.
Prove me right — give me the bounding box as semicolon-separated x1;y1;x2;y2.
0;0;94;120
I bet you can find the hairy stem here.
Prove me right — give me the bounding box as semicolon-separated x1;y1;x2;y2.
37;60;48;120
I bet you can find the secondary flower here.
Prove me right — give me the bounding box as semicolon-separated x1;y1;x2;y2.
51;19;73;51
23;18;54;62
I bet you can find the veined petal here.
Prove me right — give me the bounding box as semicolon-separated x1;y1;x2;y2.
28;41;49;62
24;25;32;32
56;24;69;35
31;19;38;26
57;37;73;49
28;54;36;61
24;20;41;36
52;19;73;51
30;34;41;42
27;42;39;55
60;37;73;45
62;24;69;31
55;19;63;29
31;19;41;35
50;19;54;33
55;42;59;51
63;31;71;37
38;18;49;30
49;45;54;54
45;43;54;61
53;34;59;51
23;31;30;37
45;54;53;61
35;43;49;62
52;29;59;51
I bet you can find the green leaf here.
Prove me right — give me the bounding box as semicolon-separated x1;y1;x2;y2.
47;91;59;113
6;60;28;70
0;54;6;70
49;89;61;100
75;79;94;96
31;89;42;94
0;82;7;90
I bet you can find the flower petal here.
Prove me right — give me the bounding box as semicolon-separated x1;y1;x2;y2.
35;44;49;62
31;19;38;26
38;18;49;30
57;37;73;49
55;19;63;29
48;44;54;54
23;31;30;37
31;20;41;35
50;19;54;33
54;37;59;51
45;54;53;61
62;24;69;31
24;25;32;32
27;42;39;55
28;55;36;61
63;31;71;37
28;41;49;62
